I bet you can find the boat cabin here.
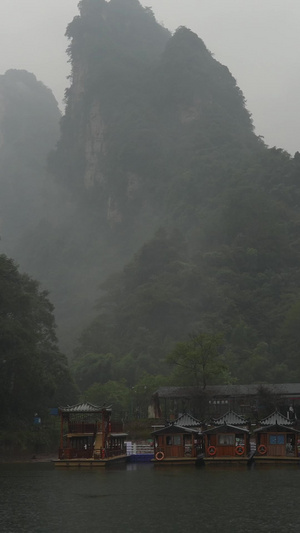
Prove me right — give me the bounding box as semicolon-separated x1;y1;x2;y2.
254;423;300;457
58;402;127;460
202;424;250;458
152;423;200;460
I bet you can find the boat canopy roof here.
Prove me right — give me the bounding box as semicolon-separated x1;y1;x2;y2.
152;424;199;436
59;402;111;414
202;424;250;435
254;423;300;434
259;410;293;427
174;413;202;427
212;410;247;426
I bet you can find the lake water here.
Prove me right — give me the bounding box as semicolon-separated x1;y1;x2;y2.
1;462;300;532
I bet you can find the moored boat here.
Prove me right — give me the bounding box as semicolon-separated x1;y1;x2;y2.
55;402;127;467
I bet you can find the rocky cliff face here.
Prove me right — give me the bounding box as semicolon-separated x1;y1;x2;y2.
53;0;170;218
53;2;258;236
84;101;106;189
2;1;266;356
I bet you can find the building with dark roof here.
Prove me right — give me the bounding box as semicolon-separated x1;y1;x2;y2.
151;384;300;420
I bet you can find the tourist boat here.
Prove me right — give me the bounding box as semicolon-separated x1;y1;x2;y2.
199;410;251;463
55;402;128;467
152;413;203;464
152;411;252;465
152;409;300;466
253;410;300;463
201;423;250;462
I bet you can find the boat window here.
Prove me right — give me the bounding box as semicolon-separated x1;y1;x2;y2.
218;434;235;446
166;435;182;446
269;434;285;445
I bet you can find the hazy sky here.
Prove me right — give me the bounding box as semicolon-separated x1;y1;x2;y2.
0;0;299;154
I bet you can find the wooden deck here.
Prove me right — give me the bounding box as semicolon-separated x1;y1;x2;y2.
153;456;199;466
153;455;300;466
54;454;127;468
153;456;250;466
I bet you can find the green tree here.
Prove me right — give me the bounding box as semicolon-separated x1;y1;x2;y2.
72;352;116;391
0;254;77;425
84;380;130;419
167;333;228;389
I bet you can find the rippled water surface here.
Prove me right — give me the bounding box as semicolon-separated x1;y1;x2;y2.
1;462;300;532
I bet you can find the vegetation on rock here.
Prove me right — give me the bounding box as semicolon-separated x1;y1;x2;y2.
1;1;300;422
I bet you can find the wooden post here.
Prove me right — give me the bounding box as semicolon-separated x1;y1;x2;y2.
60;412;64;450
101;409;106;449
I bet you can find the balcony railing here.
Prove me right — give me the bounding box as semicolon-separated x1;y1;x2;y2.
59;446;126;460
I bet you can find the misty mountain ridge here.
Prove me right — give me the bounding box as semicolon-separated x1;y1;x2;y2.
1;0;300;395
0;69;61;255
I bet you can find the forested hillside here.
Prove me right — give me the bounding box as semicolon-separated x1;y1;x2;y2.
0;254;77;428
1;0;300;418
43;0;265;353
63;0;300;407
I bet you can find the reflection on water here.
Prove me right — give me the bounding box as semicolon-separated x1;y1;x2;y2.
1;462;300;532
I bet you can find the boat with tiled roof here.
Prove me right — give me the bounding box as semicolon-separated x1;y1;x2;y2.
55;402;127;467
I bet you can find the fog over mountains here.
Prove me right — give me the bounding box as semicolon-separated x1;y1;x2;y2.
1;0;299;154
1;1;300;407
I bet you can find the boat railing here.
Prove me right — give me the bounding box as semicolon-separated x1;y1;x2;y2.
93;447;126;459
125;442;154;455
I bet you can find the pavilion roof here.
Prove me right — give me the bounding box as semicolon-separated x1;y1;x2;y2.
259;410;293;426
212;410;247;426
59;402;111;414
174;413;202;427
152;424;199;436
202;424;249;435
254;424;300;434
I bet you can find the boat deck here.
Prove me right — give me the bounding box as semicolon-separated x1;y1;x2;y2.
54;455;127;467
153;455;300;466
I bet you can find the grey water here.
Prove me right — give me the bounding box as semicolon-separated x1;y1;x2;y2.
1;463;300;532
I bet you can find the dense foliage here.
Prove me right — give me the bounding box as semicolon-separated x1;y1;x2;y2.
167;333;228;388
64;2;300;400
0;254;77;427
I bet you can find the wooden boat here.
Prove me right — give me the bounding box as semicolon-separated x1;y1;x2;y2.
253;411;300;464
55;402;127;467
201;423;250;463
152;413;203;465
149;408;300;466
